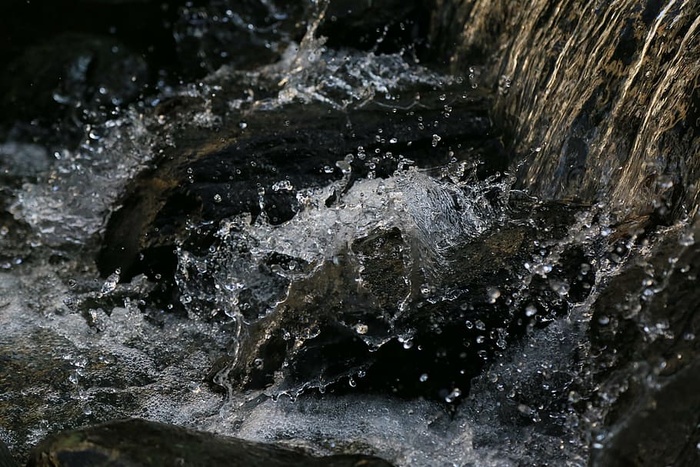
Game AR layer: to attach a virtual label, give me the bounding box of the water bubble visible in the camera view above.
[420,283,433,297]
[354,323,368,335]
[100,268,121,295]
[68,371,80,385]
[272,180,294,191]
[419,373,428,382]
[445,387,461,403]
[679,232,695,246]
[525,304,537,317]
[431,134,442,147]
[487,287,500,303]
[213,194,222,203]
[549,279,570,297]
[239,121,248,129]
[348,377,357,388]
[532,262,553,276]
[598,315,610,325]
[475,320,486,331]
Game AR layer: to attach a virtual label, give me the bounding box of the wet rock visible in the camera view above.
[98,84,504,281]
[1,33,148,126]
[210,200,597,401]
[584,221,700,466]
[173,1,306,76]
[0,437,18,467]
[27,418,394,467]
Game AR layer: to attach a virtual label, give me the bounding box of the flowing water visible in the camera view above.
[1,1,699,465]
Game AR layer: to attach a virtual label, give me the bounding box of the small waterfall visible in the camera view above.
[438,0,700,221]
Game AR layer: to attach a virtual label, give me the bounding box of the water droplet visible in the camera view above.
[532,262,553,276]
[100,268,120,295]
[525,304,537,317]
[679,232,695,246]
[549,279,570,297]
[272,180,294,191]
[598,315,610,325]
[445,387,461,403]
[487,287,501,303]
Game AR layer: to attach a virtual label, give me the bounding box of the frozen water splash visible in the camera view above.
[9,110,156,247]
[176,168,505,327]
[274,46,451,109]
[230,394,477,466]
[263,0,449,109]
[0,261,229,458]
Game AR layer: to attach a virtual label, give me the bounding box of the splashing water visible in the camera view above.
[1,1,699,466]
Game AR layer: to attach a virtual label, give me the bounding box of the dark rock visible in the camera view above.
[584,221,700,466]
[591,360,700,467]
[211,201,597,401]
[27,419,394,467]
[173,1,307,76]
[316,0,431,57]
[0,437,19,467]
[0,33,148,127]
[0,0,189,81]
[97,84,505,281]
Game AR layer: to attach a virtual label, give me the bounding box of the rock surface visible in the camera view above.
[27,419,394,467]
